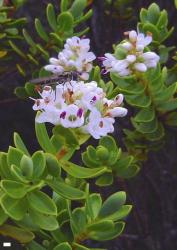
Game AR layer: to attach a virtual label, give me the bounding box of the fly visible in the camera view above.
[29,71,80,86]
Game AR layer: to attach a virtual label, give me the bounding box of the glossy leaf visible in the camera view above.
[0,195,27,220]
[59,160,108,178]
[98,192,126,218]
[13,132,30,156]
[46,179,86,200]
[1,180,28,199]
[32,151,46,178]
[27,191,57,215]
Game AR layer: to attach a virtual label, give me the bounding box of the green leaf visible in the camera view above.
[71,207,87,234]
[87,220,114,232]
[35,18,49,42]
[60,0,69,12]
[0,153,12,179]
[59,160,108,178]
[70,0,87,19]
[27,190,57,215]
[1,180,28,199]
[35,121,56,154]
[125,94,151,108]
[86,193,102,220]
[147,3,160,24]
[8,40,26,58]
[47,3,57,31]
[20,155,33,178]
[134,107,155,123]
[0,207,8,225]
[14,87,28,99]
[98,192,126,218]
[10,165,29,183]
[0,195,27,220]
[29,209,59,231]
[47,179,86,200]
[74,9,93,25]
[175,0,177,8]
[23,29,37,51]
[88,222,125,241]
[57,12,74,31]
[54,242,72,250]
[7,146,24,167]
[0,224,34,244]
[32,151,46,179]
[142,23,159,41]
[45,153,61,177]
[103,205,132,221]
[95,173,113,187]
[13,132,30,156]
[26,240,46,250]
[99,136,119,165]
[53,125,79,147]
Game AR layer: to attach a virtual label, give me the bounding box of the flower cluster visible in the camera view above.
[44,36,96,80]
[32,81,127,139]
[102,30,160,76]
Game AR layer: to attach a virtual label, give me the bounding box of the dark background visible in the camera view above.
[0,0,177,249]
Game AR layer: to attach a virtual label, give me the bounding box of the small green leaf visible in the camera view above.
[8,40,26,58]
[14,87,28,99]
[35,120,56,154]
[46,179,85,200]
[86,193,102,220]
[88,222,125,241]
[20,155,33,178]
[13,133,30,156]
[57,12,74,31]
[60,0,69,12]
[26,240,46,250]
[45,153,61,177]
[29,209,59,231]
[70,0,87,19]
[71,207,87,235]
[32,151,46,179]
[104,205,132,221]
[60,160,108,178]
[0,224,34,244]
[1,180,28,199]
[35,18,49,42]
[7,146,24,167]
[47,3,57,31]
[0,195,27,220]
[0,207,8,225]
[98,192,126,218]
[10,165,29,183]
[27,190,57,215]
[87,220,114,232]
[95,173,113,187]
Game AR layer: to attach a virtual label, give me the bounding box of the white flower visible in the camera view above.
[60,104,84,128]
[44,36,96,80]
[141,52,160,68]
[31,80,127,139]
[102,29,159,76]
[36,107,60,125]
[83,109,115,139]
[134,63,147,72]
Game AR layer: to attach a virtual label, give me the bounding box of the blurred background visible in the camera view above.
[0,0,177,249]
